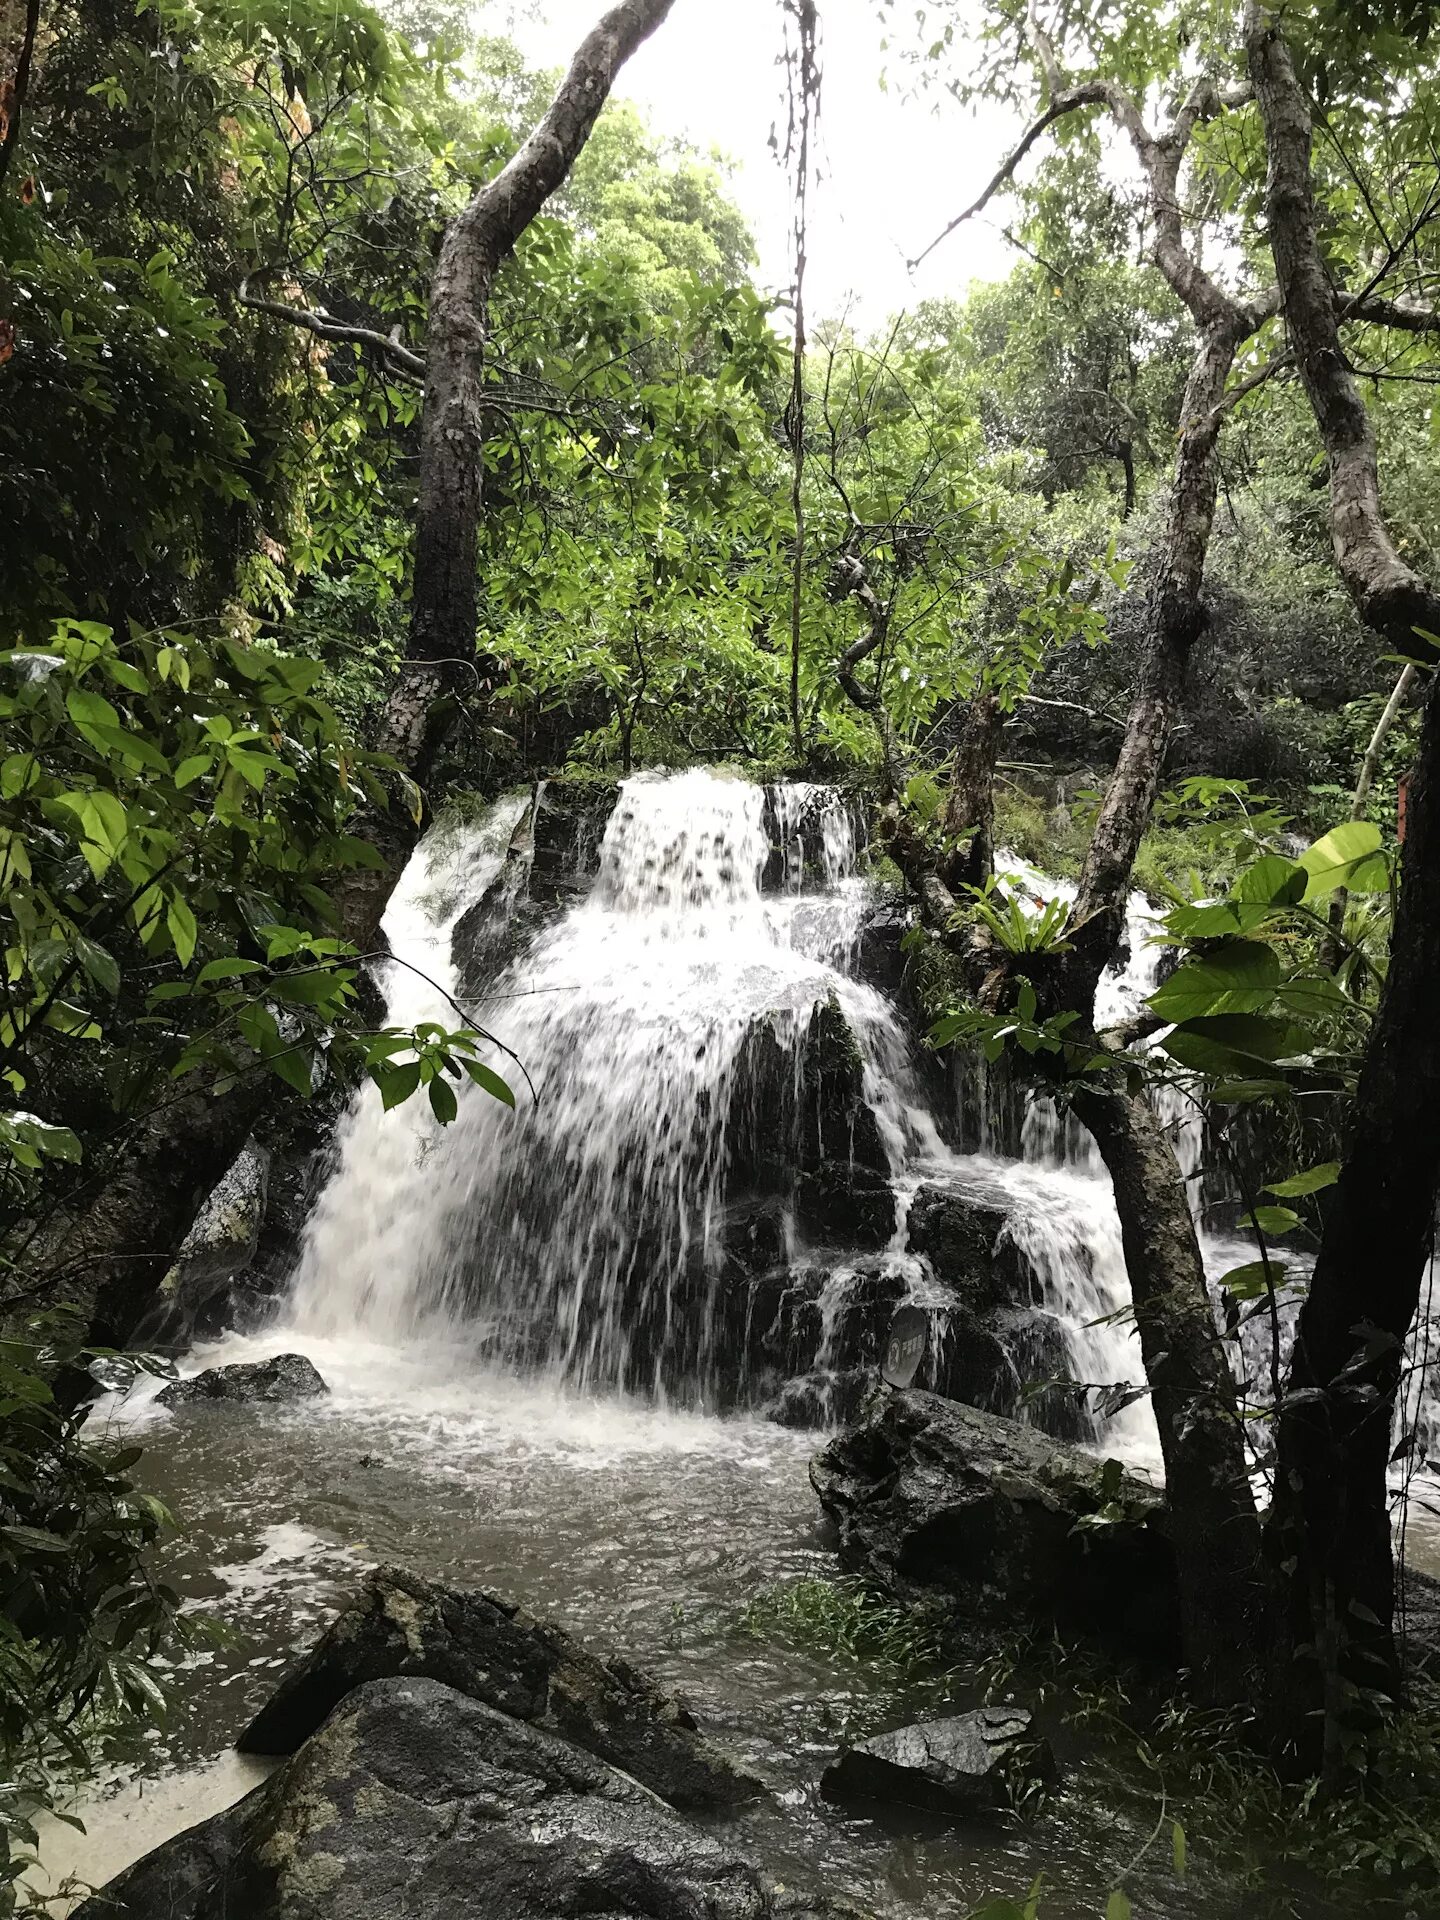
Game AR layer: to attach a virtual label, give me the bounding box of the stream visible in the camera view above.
[36,770,1440,1919]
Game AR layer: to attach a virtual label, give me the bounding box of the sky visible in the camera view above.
[495,0,1022,327]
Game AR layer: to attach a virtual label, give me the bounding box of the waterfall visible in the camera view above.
[287,771,926,1404]
[274,772,1292,1459]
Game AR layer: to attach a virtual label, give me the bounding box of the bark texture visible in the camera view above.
[1248,1,1440,1713]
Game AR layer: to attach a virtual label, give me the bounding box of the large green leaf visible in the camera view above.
[1297,821,1383,899]
[1162,1014,1308,1074]
[1148,941,1280,1022]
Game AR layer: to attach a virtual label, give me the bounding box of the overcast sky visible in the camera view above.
[494,0,1021,327]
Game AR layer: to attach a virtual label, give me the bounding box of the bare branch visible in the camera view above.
[238,277,427,380]
[1342,292,1440,334]
[908,84,1108,271]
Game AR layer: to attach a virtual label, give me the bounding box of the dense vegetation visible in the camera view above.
[5,0,1440,1911]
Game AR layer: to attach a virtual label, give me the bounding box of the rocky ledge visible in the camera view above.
[810,1389,1178,1655]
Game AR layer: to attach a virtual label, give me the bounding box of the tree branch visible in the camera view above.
[238,277,427,380]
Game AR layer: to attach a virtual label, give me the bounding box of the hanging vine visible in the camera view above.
[781,0,820,763]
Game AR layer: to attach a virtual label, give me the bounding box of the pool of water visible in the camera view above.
[34,1327,1433,1920]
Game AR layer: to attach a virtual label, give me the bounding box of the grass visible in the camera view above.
[739,1576,957,1684]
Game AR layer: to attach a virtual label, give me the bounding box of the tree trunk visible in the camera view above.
[1073,1085,1278,1715]
[1248,0,1440,1714]
[35,0,678,1343]
[335,0,678,947]
[939,692,1001,891]
[1059,315,1249,1013]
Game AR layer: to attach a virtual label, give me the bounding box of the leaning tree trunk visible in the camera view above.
[1057,315,1252,1014]
[1248,0,1440,1718]
[334,0,678,947]
[31,0,678,1348]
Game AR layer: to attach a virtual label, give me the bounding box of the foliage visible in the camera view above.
[0,1314,186,1903]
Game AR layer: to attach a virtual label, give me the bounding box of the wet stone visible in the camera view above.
[155,1352,329,1409]
[821,1707,1051,1816]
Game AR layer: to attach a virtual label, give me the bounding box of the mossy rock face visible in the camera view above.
[76,1676,842,1920]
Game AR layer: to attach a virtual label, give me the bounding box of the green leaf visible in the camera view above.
[428,1077,458,1124]
[1297,821,1383,900]
[1106,1892,1132,1920]
[1161,1014,1308,1075]
[65,686,121,737]
[196,957,266,983]
[1219,1260,1290,1302]
[374,1061,422,1110]
[174,753,211,789]
[462,1061,514,1107]
[1241,1205,1301,1237]
[1231,855,1306,908]
[76,937,120,998]
[0,1524,72,1554]
[1149,942,1281,1022]
[1172,1821,1186,1879]
[166,895,198,968]
[1265,1162,1340,1198]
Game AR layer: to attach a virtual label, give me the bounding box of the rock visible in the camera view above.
[794,1167,895,1250]
[905,1181,1034,1310]
[766,1367,874,1430]
[726,996,890,1197]
[238,1564,758,1811]
[529,776,620,903]
[148,1139,270,1342]
[156,1352,329,1410]
[821,1707,1050,1816]
[810,1390,1178,1654]
[75,1677,839,1920]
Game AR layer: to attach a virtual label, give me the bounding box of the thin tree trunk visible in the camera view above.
[1248,0,1440,1710]
[1323,661,1418,966]
[1059,315,1250,1013]
[335,0,678,946]
[1073,1085,1276,1714]
[939,692,1001,892]
[37,0,678,1344]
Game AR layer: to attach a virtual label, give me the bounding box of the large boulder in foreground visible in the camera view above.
[238,1564,758,1811]
[156,1352,328,1409]
[75,1677,837,1920]
[810,1390,1177,1653]
[821,1707,1050,1817]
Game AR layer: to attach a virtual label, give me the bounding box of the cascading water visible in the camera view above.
[275,771,1303,1462]
[287,770,928,1403]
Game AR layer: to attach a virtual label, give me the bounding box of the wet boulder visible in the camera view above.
[529,776,621,904]
[810,1390,1177,1654]
[147,1139,270,1343]
[821,1707,1051,1817]
[238,1564,758,1811]
[155,1352,328,1409]
[794,1166,896,1250]
[905,1180,1033,1310]
[76,1677,839,1920]
[726,995,890,1198]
